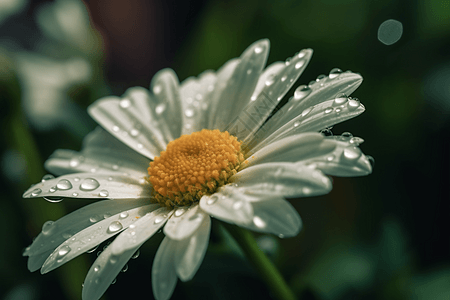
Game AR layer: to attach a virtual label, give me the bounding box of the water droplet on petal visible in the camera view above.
[121,264,128,272]
[207,195,218,205]
[329,68,343,79]
[153,85,162,94]
[294,85,311,100]
[130,129,139,137]
[119,98,131,108]
[174,208,186,217]
[74,177,80,182]
[301,107,313,117]
[87,245,99,253]
[131,249,140,259]
[80,178,100,191]
[254,46,262,54]
[334,93,348,105]
[49,186,56,193]
[366,155,375,168]
[185,109,194,117]
[324,107,333,114]
[246,69,252,75]
[295,61,304,69]
[265,75,275,86]
[111,278,117,285]
[57,179,72,190]
[107,221,123,233]
[154,215,165,224]
[348,97,361,111]
[294,122,300,127]
[342,146,362,161]
[155,103,165,114]
[281,75,287,82]
[112,126,120,132]
[103,213,112,219]
[90,215,101,223]
[350,137,364,145]
[327,155,335,161]
[316,74,326,81]
[31,188,42,197]
[94,265,101,272]
[42,221,56,235]
[99,189,109,197]
[233,201,243,210]
[44,196,63,203]
[340,132,353,141]
[253,216,266,228]
[57,245,71,259]
[41,174,55,182]
[69,158,80,167]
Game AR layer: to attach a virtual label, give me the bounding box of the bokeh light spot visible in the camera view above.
[378,19,403,45]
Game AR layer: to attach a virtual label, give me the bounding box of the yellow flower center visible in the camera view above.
[148,129,246,207]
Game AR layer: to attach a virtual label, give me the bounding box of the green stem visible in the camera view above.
[222,223,297,300]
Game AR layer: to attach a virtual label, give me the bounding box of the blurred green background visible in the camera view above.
[1,0,449,299]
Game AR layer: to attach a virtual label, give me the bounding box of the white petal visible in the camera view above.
[206,58,240,129]
[257,72,363,141]
[179,71,217,134]
[226,49,313,141]
[174,216,211,281]
[301,136,373,176]
[245,133,336,166]
[41,204,158,274]
[253,97,365,149]
[152,237,178,300]
[23,173,151,199]
[24,199,150,257]
[122,86,158,123]
[241,198,302,238]
[88,96,167,159]
[150,69,183,139]
[251,62,285,101]
[27,250,53,272]
[199,187,253,225]
[82,241,142,300]
[44,148,149,178]
[230,162,332,197]
[110,207,172,256]
[164,205,208,240]
[210,39,270,131]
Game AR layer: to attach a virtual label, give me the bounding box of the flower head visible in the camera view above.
[23,39,372,300]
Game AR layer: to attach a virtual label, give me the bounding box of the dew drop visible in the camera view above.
[342,146,362,161]
[285,57,291,65]
[335,108,342,114]
[153,85,162,94]
[94,265,101,272]
[130,129,139,137]
[333,93,348,106]
[62,233,73,239]
[329,68,343,79]
[316,74,326,81]
[294,85,311,100]
[295,61,304,69]
[90,215,101,223]
[86,245,100,253]
[44,196,63,203]
[246,69,252,75]
[254,46,263,54]
[265,75,275,86]
[121,264,128,272]
[340,132,353,141]
[174,208,186,217]
[56,179,72,190]
[112,125,120,132]
[74,177,80,182]
[69,158,80,167]
[350,137,364,145]
[107,221,123,233]
[31,188,42,197]
[233,201,243,210]
[155,103,165,114]
[253,216,266,228]
[207,195,219,205]
[42,221,56,235]
[301,106,313,117]
[117,212,128,219]
[103,213,112,219]
[366,155,375,168]
[119,98,131,108]
[137,143,143,149]
[111,278,117,285]
[324,107,333,114]
[57,245,71,259]
[281,75,287,82]
[185,109,194,117]
[327,155,335,161]
[49,186,56,193]
[41,174,55,182]
[99,189,109,197]
[294,121,300,127]
[154,215,165,224]
[348,97,360,111]
[80,178,100,191]
[131,249,140,259]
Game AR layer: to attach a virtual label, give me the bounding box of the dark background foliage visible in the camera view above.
[1,0,449,299]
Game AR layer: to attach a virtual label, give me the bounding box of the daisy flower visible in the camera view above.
[23,39,372,300]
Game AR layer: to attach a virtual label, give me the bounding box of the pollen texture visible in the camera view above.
[148,129,246,207]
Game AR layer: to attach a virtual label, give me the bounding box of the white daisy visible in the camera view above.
[23,39,372,300]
